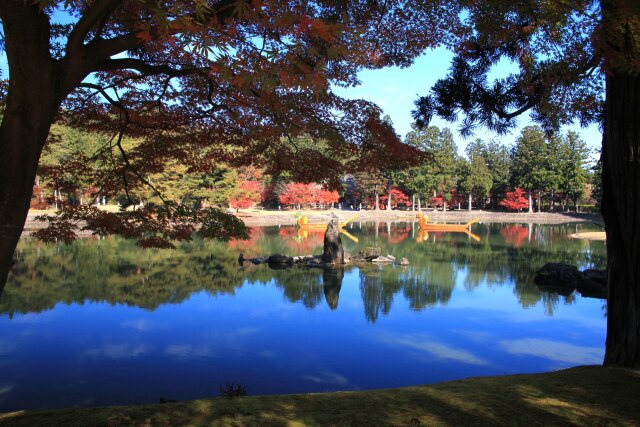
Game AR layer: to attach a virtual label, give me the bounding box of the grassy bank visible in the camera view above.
[2,366,638,426]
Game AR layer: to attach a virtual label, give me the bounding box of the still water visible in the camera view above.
[0,221,606,411]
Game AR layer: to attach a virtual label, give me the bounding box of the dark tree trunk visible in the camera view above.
[600,0,640,368]
[0,3,60,294]
[602,70,640,368]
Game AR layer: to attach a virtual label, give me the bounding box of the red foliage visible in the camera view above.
[279,182,339,208]
[501,225,529,248]
[30,184,49,210]
[449,189,466,206]
[429,196,444,208]
[378,188,411,209]
[229,180,262,210]
[499,187,529,211]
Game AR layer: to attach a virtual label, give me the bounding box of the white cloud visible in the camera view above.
[85,343,150,359]
[303,371,350,386]
[499,338,603,365]
[374,332,488,366]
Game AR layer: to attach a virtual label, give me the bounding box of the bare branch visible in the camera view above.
[67,0,121,54]
[93,57,205,77]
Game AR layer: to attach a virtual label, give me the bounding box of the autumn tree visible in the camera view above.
[499,187,529,212]
[413,0,640,367]
[0,0,450,291]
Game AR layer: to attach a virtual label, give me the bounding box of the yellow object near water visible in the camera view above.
[416,212,480,231]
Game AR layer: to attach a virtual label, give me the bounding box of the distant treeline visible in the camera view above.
[32,123,599,212]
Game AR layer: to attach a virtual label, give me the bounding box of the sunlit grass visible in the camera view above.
[1,366,638,426]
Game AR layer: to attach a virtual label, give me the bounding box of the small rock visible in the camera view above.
[268,254,293,264]
[249,257,268,264]
[400,257,410,266]
[386,254,396,261]
[358,247,381,260]
[371,256,393,263]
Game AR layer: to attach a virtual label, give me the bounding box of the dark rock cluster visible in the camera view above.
[534,263,607,299]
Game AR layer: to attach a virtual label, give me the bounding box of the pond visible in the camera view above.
[0,221,606,412]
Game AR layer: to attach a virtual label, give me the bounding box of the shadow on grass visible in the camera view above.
[1,366,638,426]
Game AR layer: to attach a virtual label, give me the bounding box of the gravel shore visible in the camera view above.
[23,209,603,235]
[235,209,604,227]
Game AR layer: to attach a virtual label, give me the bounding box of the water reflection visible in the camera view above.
[3,222,605,319]
[0,222,608,411]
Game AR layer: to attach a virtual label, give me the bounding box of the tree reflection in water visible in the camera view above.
[2,222,605,319]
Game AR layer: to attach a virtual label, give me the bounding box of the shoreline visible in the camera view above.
[234,209,603,227]
[22,209,603,236]
[1,366,637,426]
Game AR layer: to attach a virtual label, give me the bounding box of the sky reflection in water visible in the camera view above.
[0,221,606,411]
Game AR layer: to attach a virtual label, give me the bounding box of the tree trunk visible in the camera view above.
[602,69,640,368]
[417,196,421,211]
[468,193,472,211]
[528,191,533,213]
[375,192,379,210]
[0,3,61,294]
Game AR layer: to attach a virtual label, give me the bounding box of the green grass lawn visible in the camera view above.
[1,366,638,426]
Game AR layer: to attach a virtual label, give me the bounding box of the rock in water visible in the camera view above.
[534,263,583,295]
[358,247,381,260]
[322,219,344,264]
[267,254,292,264]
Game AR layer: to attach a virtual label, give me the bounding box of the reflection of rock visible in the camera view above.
[534,263,607,299]
[577,269,607,299]
[400,258,410,266]
[323,268,344,310]
[322,220,344,264]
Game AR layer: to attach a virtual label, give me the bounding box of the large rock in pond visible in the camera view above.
[358,247,381,261]
[534,263,583,294]
[322,219,344,264]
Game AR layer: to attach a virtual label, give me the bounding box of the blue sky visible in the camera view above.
[335,47,603,159]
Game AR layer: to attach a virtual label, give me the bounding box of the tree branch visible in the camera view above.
[93,57,205,77]
[67,0,121,54]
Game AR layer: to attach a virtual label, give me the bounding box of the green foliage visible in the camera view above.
[404,125,458,203]
[459,155,493,202]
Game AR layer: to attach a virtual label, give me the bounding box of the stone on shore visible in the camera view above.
[371,256,393,263]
